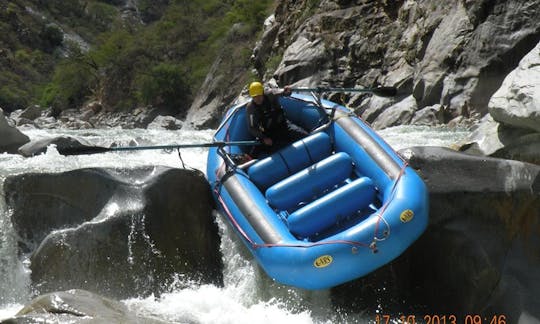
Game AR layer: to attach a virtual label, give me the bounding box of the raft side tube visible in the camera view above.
[221,173,295,244]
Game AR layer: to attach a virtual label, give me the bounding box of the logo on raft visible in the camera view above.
[314,255,333,268]
[400,209,414,223]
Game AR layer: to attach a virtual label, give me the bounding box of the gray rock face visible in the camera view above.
[332,147,540,323]
[261,1,540,120]
[371,95,417,130]
[0,108,30,153]
[4,166,223,299]
[404,147,540,320]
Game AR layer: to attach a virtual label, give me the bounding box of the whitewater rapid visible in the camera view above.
[0,126,469,323]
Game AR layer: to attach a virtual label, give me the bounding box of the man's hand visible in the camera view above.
[282,85,292,96]
[262,137,273,146]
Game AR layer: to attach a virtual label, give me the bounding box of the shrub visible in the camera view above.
[136,63,191,115]
[0,85,29,112]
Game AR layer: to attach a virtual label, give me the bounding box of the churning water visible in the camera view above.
[0,125,469,323]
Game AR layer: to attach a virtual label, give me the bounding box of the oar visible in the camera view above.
[58,140,261,156]
[291,86,397,97]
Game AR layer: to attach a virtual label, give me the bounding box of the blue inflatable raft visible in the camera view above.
[206,92,428,290]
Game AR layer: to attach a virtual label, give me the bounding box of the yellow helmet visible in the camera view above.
[248,82,264,97]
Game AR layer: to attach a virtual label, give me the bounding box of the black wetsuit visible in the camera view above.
[246,91,307,156]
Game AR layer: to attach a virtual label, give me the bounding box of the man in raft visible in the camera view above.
[246,81,308,157]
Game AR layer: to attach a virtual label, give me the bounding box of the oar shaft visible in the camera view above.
[59,140,260,155]
[291,86,397,97]
[292,87,372,92]
[108,140,259,152]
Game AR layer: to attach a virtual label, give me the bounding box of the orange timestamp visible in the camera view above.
[375,314,507,324]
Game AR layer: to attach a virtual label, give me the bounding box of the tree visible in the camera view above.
[137,63,191,115]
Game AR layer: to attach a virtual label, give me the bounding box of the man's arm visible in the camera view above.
[246,103,264,139]
[265,85,291,96]
[246,102,273,146]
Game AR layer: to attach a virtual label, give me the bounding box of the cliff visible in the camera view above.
[188,0,540,163]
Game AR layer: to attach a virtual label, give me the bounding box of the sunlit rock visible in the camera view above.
[410,104,445,126]
[458,41,540,164]
[0,108,30,154]
[4,289,166,324]
[489,40,540,132]
[371,95,416,130]
[147,115,183,130]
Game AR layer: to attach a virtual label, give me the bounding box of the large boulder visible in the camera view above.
[332,147,540,323]
[147,115,184,130]
[4,166,223,299]
[18,136,98,157]
[403,147,540,321]
[0,108,30,153]
[490,40,540,130]
[459,41,540,164]
[2,289,166,324]
[371,95,417,130]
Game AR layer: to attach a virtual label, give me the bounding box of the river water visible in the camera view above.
[0,125,469,323]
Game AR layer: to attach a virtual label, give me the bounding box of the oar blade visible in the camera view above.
[57,145,112,156]
[370,86,397,97]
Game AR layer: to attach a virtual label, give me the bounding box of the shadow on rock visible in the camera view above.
[331,147,540,323]
[4,166,223,300]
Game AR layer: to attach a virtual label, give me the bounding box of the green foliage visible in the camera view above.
[40,24,64,53]
[224,0,273,29]
[2,0,275,115]
[0,84,29,111]
[137,63,191,114]
[86,2,117,29]
[40,59,94,110]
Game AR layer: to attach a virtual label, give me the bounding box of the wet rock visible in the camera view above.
[410,104,445,126]
[18,135,96,157]
[4,166,223,299]
[19,105,43,120]
[147,115,183,130]
[34,116,60,129]
[371,95,416,130]
[0,108,30,154]
[2,289,166,324]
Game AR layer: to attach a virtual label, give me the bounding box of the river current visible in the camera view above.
[0,125,469,323]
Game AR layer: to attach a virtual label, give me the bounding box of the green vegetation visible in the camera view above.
[0,0,274,115]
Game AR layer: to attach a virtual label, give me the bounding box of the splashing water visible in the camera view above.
[0,126,470,322]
